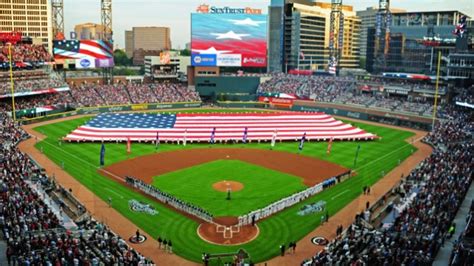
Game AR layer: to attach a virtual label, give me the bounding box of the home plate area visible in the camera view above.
[198,217,259,245]
[216,224,240,239]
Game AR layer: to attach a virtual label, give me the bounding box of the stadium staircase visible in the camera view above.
[93,86,108,105]
[121,85,134,104]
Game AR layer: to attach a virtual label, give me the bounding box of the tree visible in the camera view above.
[180,49,191,56]
[113,49,132,66]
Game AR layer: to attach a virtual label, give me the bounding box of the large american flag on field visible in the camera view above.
[53,40,113,60]
[63,112,377,142]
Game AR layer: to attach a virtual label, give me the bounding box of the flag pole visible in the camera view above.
[431,50,441,131]
[8,43,16,121]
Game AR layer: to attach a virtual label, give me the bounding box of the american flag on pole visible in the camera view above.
[53,40,113,60]
[63,113,377,142]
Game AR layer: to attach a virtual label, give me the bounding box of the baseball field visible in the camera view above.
[32,109,416,263]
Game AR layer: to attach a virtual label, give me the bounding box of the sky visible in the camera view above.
[64,0,474,49]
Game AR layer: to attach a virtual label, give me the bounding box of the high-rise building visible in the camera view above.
[74,23,107,40]
[356,6,405,68]
[124,26,171,65]
[268,0,361,72]
[366,10,473,76]
[125,30,134,57]
[268,0,285,72]
[0,0,52,49]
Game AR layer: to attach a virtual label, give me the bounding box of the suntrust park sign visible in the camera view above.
[196,4,262,14]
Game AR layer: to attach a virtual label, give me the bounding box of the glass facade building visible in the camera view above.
[367,11,473,77]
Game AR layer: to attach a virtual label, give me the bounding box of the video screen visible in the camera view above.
[191,13,267,67]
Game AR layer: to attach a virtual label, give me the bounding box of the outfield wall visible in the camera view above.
[19,102,202,124]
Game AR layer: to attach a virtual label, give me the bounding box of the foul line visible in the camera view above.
[106,188,124,199]
[354,135,425,172]
[36,138,126,183]
[331,189,350,200]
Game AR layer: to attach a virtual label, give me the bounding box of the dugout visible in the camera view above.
[194,76,260,103]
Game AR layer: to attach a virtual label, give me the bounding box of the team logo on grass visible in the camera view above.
[129,234,147,244]
[128,199,158,216]
[297,200,326,216]
[311,236,328,246]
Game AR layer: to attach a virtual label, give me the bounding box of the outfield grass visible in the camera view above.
[34,109,417,263]
[152,160,307,216]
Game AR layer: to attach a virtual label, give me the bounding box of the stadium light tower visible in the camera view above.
[51,0,65,40]
[101,0,113,85]
[328,0,343,75]
[101,0,113,42]
[374,0,392,68]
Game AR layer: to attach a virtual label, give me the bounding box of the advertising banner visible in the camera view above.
[258,96,294,108]
[96,58,115,68]
[216,54,241,66]
[191,54,217,66]
[75,58,96,69]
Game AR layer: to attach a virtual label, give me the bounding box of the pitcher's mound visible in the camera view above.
[197,217,259,246]
[212,181,244,192]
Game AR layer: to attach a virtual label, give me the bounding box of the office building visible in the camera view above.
[125,26,171,65]
[356,6,405,68]
[74,23,107,40]
[367,10,473,76]
[125,30,134,57]
[268,0,361,72]
[0,0,52,49]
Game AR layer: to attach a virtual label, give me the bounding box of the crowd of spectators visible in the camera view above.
[0,43,51,65]
[68,84,106,107]
[6,82,202,110]
[0,106,153,265]
[69,82,200,106]
[0,92,75,111]
[355,76,448,92]
[96,85,131,106]
[258,74,443,115]
[151,83,200,103]
[301,106,473,265]
[454,86,474,105]
[127,84,158,104]
[0,70,67,95]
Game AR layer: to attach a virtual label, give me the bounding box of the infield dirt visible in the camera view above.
[100,148,349,187]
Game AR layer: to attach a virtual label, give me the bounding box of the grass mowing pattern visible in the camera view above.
[33,110,417,263]
[152,160,307,216]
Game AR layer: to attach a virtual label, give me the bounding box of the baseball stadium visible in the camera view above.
[0,1,473,266]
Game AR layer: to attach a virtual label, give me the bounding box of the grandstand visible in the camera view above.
[301,107,473,265]
[258,74,448,117]
[0,106,154,265]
